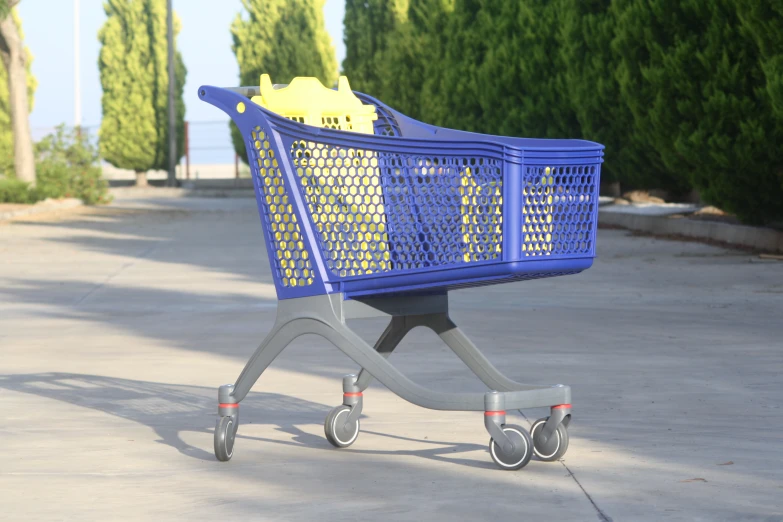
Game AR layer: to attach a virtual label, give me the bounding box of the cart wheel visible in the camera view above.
[530,417,569,461]
[324,405,360,448]
[214,416,236,462]
[489,424,533,470]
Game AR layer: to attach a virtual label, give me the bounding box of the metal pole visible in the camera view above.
[184,121,190,180]
[235,153,239,179]
[74,0,81,130]
[166,0,177,186]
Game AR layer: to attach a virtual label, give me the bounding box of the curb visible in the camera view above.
[599,208,783,254]
[0,198,83,222]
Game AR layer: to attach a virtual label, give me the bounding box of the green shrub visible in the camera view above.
[0,178,39,203]
[34,125,111,205]
[1,126,110,206]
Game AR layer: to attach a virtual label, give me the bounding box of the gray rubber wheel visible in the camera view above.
[214,416,236,462]
[324,405,359,448]
[530,417,569,461]
[489,424,533,470]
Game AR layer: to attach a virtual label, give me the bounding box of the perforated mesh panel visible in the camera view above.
[291,141,391,278]
[377,155,504,270]
[460,166,503,262]
[289,143,503,277]
[249,126,315,287]
[522,165,597,257]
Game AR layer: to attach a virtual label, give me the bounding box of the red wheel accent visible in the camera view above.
[343,392,363,397]
[484,410,506,416]
[551,404,571,410]
[218,403,239,408]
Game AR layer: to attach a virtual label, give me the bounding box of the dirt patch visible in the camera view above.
[0,203,33,214]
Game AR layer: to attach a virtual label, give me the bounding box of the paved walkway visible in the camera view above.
[1,196,781,521]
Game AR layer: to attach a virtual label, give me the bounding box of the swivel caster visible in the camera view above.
[488,424,533,470]
[215,384,238,462]
[530,417,569,461]
[214,415,237,461]
[324,405,360,448]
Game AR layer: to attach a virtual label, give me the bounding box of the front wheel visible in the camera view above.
[214,416,236,462]
[324,405,360,448]
[488,424,533,470]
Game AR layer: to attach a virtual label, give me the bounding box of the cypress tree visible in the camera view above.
[482,0,580,139]
[438,0,580,139]
[557,0,667,188]
[379,0,453,120]
[342,0,407,97]
[437,0,487,132]
[613,0,783,223]
[415,0,454,126]
[231,0,337,162]
[0,7,35,177]
[737,1,783,119]
[98,0,187,187]
[0,2,36,184]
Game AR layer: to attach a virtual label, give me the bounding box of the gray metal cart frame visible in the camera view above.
[215,292,572,469]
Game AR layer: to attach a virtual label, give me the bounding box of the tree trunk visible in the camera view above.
[0,2,36,185]
[135,171,148,187]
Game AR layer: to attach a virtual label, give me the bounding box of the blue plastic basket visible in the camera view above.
[199,85,604,300]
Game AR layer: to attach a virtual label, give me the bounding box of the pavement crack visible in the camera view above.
[74,243,160,306]
[560,460,613,522]
[518,410,612,522]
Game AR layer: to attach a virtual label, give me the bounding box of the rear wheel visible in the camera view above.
[530,417,569,461]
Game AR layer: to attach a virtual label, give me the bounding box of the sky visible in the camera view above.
[17,0,347,163]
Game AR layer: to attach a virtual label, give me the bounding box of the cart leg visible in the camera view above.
[424,313,542,392]
[231,320,304,402]
[324,316,413,449]
[214,319,303,462]
[305,317,486,411]
[354,316,411,391]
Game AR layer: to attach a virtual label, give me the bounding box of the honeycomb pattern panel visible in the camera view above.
[291,141,391,278]
[360,154,503,270]
[290,143,504,277]
[522,165,597,257]
[249,126,315,287]
[459,165,503,263]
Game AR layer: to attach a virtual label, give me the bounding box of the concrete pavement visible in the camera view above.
[1,195,781,521]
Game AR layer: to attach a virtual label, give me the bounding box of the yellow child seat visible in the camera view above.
[252,74,390,277]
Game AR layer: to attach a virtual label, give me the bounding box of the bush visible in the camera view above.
[35,125,111,205]
[0,126,110,205]
[0,177,38,203]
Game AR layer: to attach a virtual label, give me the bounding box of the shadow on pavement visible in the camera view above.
[0,372,488,468]
[10,200,271,287]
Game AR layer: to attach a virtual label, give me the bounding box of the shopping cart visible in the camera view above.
[199,76,603,470]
